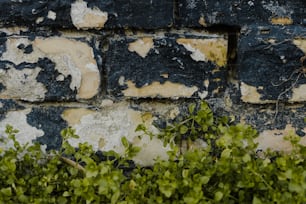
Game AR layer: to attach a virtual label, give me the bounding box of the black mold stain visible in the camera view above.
[178,0,306,27]
[36,58,77,101]
[106,36,227,98]
[0,0,73,28]
[0,99,25,121]
[26,107,67,150]
[0,36,7,58]
[238,25,306,101]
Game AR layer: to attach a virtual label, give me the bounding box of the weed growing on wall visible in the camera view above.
[0,102,305,203]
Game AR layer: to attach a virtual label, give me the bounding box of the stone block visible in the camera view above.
[0,34,100,101]
[0,101,182,165]
[106,32,228,99]
[178,0,306,27]
[0,0,173,29]
[237,25,306,103]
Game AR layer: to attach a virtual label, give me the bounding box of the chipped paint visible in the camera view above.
[177,38,227,67]
[34,38,100,99]
[198,16,207,26]
[290,84,306,102]
[0,109,44,146]
[71,0,108,30]
[270,17,293,25]
[47,10,56,20]
[256,125,306,152]
[240,82,271,104]
[62,102,170,165]
[1,37,100,100]
[61,108,95,126]
[128,37,154,58]
[123,80,198,98]
[0,67,47,102]
[293,39,306,53]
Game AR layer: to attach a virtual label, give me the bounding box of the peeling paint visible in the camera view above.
[198,16,207,27]
[61,108,95,126]
[0,67,47,102]
[123,80,198,98]
[270,17,293,25]
[128,37,154,58]
[71,0,108,30]
[240,82,273,104]
[47,10,56,20]
[62,103,169,165]
[256,125,306,152]
[34,38,100,99]
[1,37,100,99]
[293,39,306,53]
[177,38,227,67]
[0,109,44,146]
[290,84,306,102]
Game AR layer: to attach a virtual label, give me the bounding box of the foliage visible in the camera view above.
[0,102,305,203]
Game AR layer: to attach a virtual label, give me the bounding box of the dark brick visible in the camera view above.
[105,34,228,99]
[0,0,173,29]
[178,0,306,27]
[237,25,306,103]
[27,107,67,150]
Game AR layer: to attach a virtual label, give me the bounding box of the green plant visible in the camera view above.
[0,102,305,204]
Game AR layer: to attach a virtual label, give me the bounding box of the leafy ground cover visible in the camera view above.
[0,102,305,203]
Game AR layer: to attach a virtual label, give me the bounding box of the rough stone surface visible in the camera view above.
[178,0,306,27]
[106,33,228,99]
[238,25,306,103]
[0,34,100,101]
[0,0,173,29]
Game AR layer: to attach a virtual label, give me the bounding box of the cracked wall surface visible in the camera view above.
[0,0,305,165]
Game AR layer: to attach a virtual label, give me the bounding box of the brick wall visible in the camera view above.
[0,0,305,165]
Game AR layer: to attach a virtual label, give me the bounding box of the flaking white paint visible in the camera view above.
[0,66,47,102]
[71,0,108,30]
[0,109,44,146]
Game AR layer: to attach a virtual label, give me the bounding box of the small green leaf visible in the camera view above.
[179,125,189,135]
[1,187,12,196]
[252,196,262,204]
[214,191,223,201]
[121,137,129,148]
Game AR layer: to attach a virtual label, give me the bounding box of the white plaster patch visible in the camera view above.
[123,80,198,98]
[256,125,306,152]
[0,102,3,108]
[0,109,44,146]
[198,90,208,99]
[177,38,227,67]
[240,82,274,104]
[36,17,44,24]
[128,37,154,58]
[1,37,100,99]
[290,84,306,102]
[47,10,56,20]
[118,76,125,86]
[71,0,108,30]
[0,66,47,102]
[62,103,171,165]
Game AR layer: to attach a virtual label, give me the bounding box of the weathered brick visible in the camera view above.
[106,33,228,99]
[0,34,100,101]
[237,25,306,103]
[0,0,173,30]
[178,0,306,27]
[0,101,182,165]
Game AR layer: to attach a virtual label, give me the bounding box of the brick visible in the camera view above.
[0,101,181,165]
[106,33,228,99]
[0,0,173,30]
[178,0,306,27]
[237,25,306,104]
[0,34,100,102]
